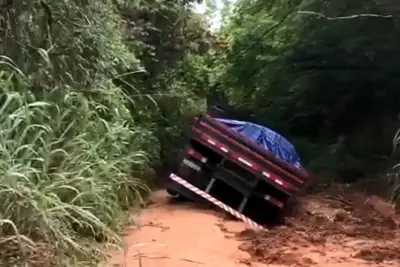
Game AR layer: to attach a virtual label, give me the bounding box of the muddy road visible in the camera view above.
[109,188,400,267]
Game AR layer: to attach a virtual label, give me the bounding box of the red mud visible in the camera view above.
[108,188,400,267]
[239,187,400,266]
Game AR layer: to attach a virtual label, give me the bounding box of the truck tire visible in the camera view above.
[166,188,179,197]
[166,188,188,201]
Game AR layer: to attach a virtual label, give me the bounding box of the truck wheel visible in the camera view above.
[166,188,179,197]
[166,188,188,201]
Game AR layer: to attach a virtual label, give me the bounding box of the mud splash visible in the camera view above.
[238,187,400,266]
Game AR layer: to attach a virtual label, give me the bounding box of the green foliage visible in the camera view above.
[0,0,212,266]
[118,0,215,170]
[215,0,400,179]
[0,68,150,266]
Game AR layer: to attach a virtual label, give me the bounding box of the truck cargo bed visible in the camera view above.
[166,113,310,227]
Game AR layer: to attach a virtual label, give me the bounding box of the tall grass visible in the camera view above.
[0,1,203,265]
[0,1,157,265]
[390,129,400,207]
[0,64,153,266]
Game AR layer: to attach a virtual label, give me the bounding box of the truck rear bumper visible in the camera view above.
[168,173,264,230]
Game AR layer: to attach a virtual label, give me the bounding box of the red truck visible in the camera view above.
[166,109,310,229]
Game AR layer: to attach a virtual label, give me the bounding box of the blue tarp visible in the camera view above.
[216,118,302,169]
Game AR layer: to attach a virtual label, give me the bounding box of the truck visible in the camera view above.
[166,105,311,229]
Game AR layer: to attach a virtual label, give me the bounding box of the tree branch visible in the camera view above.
[297,11,393,20]
[237,7,297,57]
[300,64,379,71]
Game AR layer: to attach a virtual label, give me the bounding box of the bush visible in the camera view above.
[0,63,153,266]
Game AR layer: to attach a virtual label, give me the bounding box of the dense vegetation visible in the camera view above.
[1,0,400,266]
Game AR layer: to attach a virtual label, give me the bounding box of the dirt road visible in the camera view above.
[109,189,400,267]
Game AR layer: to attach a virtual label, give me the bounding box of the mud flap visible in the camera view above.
[169,173,265,230]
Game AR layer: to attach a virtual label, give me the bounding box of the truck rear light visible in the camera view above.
[187,148,207,163]
[264,194,284,208]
